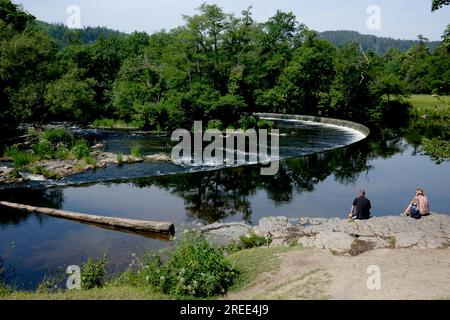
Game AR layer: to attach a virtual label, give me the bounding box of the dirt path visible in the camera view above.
[225,248,450,300]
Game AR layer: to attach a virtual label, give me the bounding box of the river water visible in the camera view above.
[0,119,449,289]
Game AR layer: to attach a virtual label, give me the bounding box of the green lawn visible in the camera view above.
[227,245,303,293]
[1,285,166,300]
[407,94,450,119]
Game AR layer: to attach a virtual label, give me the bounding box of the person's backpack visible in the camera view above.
[410,204,421,219]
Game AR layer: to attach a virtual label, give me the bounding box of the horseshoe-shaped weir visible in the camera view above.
[49,114,369,187]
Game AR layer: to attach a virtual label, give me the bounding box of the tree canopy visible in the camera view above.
[1,0,449,133]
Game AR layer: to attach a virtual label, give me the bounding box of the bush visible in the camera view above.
[0,282,13,296]
[138,231,236,297]
[237,116,257,130]
[117,153,124,166]
[4,147,36,168]
[31,166,59,179]
[226,232,272,253]
[54,144,70,160]
[207,119,223,130]
[257,119,273,129]
[83,156,97,166]
[42,129,74,146]
[91,118,135,129]
[422,137,450,164]
[130,146,142,157]
[32,140,53,159]
[71,140,91,160]
[81,257,107,290]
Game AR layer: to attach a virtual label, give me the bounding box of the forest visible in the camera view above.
[1,0,449,133]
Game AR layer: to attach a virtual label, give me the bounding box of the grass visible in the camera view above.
[91,118,138,130]
[116,153,124,166]
[1,285,166,300]
[2,129,96,178]
[0,244,303,300]
[407,95,450,163]
[227,245,303,293]
[130,146,142,158]
[408,94,450,119]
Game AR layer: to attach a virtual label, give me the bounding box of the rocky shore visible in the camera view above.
[0,148,171,185]
[201,213,450,255]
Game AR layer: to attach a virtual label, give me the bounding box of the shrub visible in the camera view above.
[41,129,74,146]
[0,282,12,296]
[422,137,450,164]
[32,140,53,159]
[31,166,59,179]
[83,156,97,166]
[81,257,107,290]
[226,232,272,253]
[91,118,134,129]
[138,231,236,297]
[117,153,124,166]
[256,119,273,129]
[238,115,257,130]
[54,144,70,160]
[71,140,91,160]
[207,119,223,130]
[4,147,36,168]
[130,146,142,158]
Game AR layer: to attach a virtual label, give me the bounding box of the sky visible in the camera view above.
[17,0,450,41]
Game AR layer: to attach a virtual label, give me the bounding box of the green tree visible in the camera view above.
[276,37,336,114]
[0,0,34,36]
[432,0,450,11]
[0,27,57,129]
[45,66,97,123]
[330,44,379,121]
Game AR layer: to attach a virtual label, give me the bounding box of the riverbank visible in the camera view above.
[0,148,171,186]
[2,246,449,300]
[2,213,449,300]
[202,213,450,255]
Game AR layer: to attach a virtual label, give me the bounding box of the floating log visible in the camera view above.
[0,201,175,237]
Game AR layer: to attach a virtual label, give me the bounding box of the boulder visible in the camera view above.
[202,213,450,255]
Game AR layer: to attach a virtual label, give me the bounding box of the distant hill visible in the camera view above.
[34,22,441,54]
[318,30,440,54]
[35,21,126,47]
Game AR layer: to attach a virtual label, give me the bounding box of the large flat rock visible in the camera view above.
[201,213,450,255]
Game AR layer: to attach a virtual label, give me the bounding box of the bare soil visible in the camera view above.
[225,248,450,300]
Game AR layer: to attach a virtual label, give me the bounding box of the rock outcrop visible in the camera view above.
[201,213,450,255]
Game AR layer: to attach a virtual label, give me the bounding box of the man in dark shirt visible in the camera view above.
[348,190,372,220]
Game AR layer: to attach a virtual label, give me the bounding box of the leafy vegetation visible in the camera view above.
[0,243,304,300]
[319,31,439,55]
[1,0,449,134]
[226,232,273,253]
[432,0,450,11]
[408,95,450,119]
[2,128,95,178]
[91,118,137,129]
[407,95,450,163]
[130,231,236,297]
[81,257,107,290]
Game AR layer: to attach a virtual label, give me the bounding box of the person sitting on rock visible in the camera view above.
[348,190,372,220]
[401,188,429,219]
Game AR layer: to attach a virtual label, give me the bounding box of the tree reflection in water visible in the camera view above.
[0,188,64,226]
[130,130,405,224]
[0,123,433,226]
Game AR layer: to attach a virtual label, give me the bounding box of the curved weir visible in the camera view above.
[4,115,450,291]
[41,114,370,187]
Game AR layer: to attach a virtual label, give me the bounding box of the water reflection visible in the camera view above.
[1,120,449,289]
[0,130,419,226]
